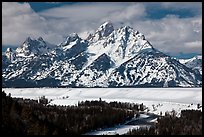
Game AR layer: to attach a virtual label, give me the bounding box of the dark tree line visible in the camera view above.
[2,91,139,135]
[125,109,202,135]
[78,99,145,111]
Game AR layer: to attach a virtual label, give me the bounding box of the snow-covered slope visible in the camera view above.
[108,49,202,87]
[179,55,202,75]
[76,53,115,87]
[2,22,202,87]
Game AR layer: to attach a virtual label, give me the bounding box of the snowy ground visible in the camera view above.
[2,88,202,135]
[85,125,147,135]
[84,113,157,135]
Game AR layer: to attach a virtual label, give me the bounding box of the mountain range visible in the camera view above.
[2,22,202,88]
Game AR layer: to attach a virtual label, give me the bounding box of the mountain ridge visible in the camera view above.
[2,22,202,88]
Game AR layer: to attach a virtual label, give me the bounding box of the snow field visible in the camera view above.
[3,88,202,116]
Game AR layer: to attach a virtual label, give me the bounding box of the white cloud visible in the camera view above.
[39,2,147,38]
[185,41,202,49]
[40,2,133,23]
[132,15,202,55]
[2,2,202,57]
[101,3,146,23]
[2,2,63,46]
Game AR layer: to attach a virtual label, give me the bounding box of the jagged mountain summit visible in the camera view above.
[15,37,54,57]
[2,22,202,88]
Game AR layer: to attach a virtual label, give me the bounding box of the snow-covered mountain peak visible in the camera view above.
[22,37,43,47]
[88,21,114,42]
[65,33,80,42]
[97,21,114,36]
[86,23,153,67]
[6,47,12,52]
[118,25,134,32]
[56,33,89,55]
[59,33,81,47]
[15,37,51,57]
[68,33,79,39]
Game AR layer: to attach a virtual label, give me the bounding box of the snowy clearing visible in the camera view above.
[3,88,202,116]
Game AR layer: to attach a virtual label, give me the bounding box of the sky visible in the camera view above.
[2,2,202,58]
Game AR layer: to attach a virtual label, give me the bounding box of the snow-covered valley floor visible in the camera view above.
[2,88,202,135]
[84,113,158,135]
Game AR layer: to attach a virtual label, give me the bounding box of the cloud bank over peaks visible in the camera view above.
[2,2,202,57]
